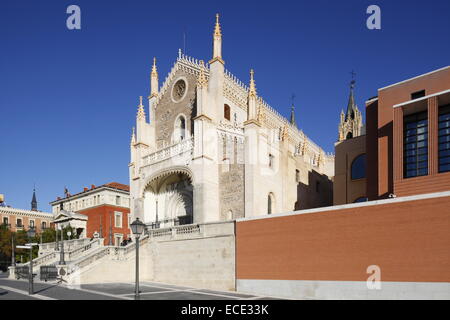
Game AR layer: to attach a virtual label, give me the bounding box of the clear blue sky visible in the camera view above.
[1,0,449,212]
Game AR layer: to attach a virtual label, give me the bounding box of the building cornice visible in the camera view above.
[392,88,450,109]
[0,206,53,219]
[378,66,450,91]
[49,186,130,206]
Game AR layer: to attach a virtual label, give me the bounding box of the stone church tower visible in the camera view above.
[338,80,363,141]
[129,14,335,228]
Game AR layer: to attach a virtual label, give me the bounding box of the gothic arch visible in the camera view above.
[141,166,194,198]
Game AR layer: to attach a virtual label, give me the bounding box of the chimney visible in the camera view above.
[84,187,88,192]
[57,197,61,200]
[91,185,96,189]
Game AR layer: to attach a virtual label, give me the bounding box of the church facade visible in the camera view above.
[129,15,334,228]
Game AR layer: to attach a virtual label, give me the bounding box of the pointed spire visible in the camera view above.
[151,57,158,76]
[31,186,37,211]
[214,13,222,37]
[197,60,208,87]
[137,96,146,120]
[249,69,257,97]
[346,78,356,121]
[150,57,159,98]
[210,13,224,64]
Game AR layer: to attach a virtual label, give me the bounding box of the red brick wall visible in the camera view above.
[236,195,450,282]
[79,205,130,244]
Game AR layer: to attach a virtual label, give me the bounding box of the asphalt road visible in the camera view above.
[0,276,281,300]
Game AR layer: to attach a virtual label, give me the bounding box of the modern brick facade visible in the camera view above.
[368,66,450,199]
[336,66,450,204]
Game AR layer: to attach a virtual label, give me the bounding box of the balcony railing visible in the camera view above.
[142,138,194,166]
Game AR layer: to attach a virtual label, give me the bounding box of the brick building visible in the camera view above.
[50,182,132,246]
[335,66,450,204]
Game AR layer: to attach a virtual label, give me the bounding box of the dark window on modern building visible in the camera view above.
[411,90,425,100]
[351,154,366,180]
[224,104,231,121]
[404,111,428,178]
[438,104,450,173]
[354,197,368,203]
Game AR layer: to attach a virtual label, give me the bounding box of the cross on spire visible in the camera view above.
[350,70,356,89]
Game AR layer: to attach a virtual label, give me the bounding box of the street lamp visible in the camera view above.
[27,227,36,295]
[67,230,72,241]
[130,217,145,300]
[59,225,65,265]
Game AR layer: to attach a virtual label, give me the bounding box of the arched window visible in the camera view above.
[346,132,353,139]
[224,104,231,121]
[351,154,366,180]
[175,115,186,142]
[268,193,274,215]
[354,197,368,203]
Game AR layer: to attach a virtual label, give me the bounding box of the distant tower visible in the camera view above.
[31,187,38,211]
[338,78,363,141]
[290,94,297,128]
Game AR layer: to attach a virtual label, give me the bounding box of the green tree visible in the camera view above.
[0,225,12,271]
[41,228,56,243]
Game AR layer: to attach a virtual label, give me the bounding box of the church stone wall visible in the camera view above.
[219,163,245,220]
[154,69,197,149]
[218,133,245,220]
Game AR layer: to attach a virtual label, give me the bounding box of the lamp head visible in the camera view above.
[130,217,145,236]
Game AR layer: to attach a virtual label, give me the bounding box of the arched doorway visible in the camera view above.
[143,170,193,229]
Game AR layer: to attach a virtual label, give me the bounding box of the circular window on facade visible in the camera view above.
[172,79,187,102]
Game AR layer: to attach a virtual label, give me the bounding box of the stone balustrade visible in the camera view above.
[142,138,194,167]
[39,238,93,255]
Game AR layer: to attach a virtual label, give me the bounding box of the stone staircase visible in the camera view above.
[9,238,105,280]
